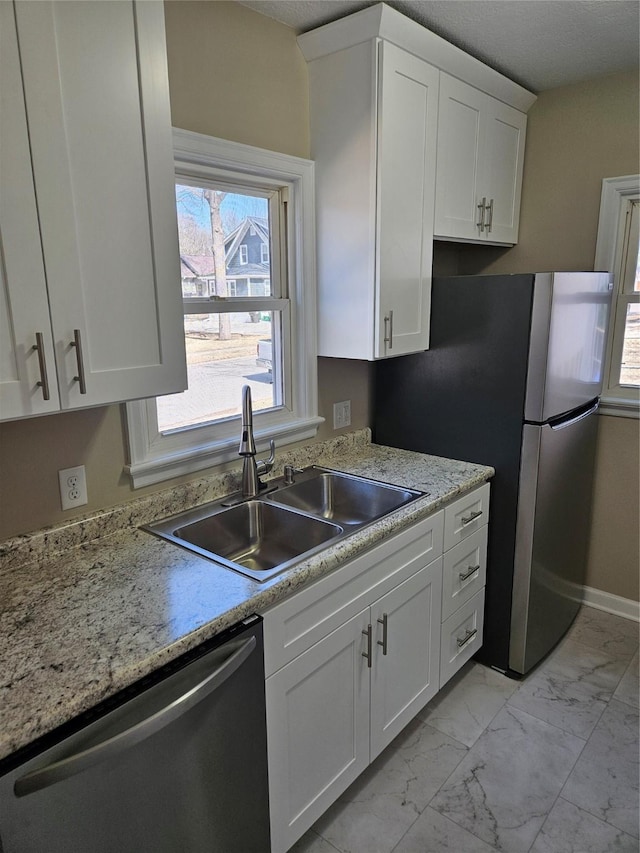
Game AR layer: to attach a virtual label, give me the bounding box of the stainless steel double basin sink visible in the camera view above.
[144,467,425,582]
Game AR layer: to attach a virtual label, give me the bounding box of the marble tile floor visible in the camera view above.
[292,606,639,853]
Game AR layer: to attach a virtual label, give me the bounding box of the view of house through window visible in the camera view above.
[156,184,281,432]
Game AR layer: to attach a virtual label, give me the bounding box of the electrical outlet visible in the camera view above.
[333,400,351,430]
[58,465,88,511]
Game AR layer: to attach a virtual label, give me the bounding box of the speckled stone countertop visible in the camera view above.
[0,430,493,763]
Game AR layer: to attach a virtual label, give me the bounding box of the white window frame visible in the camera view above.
[239,244,248,265]
[595,174,640,418]
[261,243,270,264]
[125,129,322,487]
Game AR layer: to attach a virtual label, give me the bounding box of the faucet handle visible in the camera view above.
[256,440,276,477]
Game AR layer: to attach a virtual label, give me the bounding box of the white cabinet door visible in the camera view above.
[375,42,439,358]
[0,4,60,420]
[481,98,527,244]
[12,1,186,411]
[435,74,526,245]
[434,75,485,242]
[370,560,442,760]
[310,39,438,360]
[266,609,371,853]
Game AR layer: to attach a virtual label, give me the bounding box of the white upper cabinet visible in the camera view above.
[434,73,528,245]
[0,1,186,421]
[306,38,438,360]
[0,3,60,419]
[299,3,536,360]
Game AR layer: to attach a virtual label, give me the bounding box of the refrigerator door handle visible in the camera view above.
[549,399,599,430]
[13,635,256,797]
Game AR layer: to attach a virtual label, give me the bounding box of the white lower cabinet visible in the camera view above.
[266,559,442,853]
[439,485,490,688]
[263,483,490,853]
[369,565,442,759]
[266,609,371,851]
[440,588,486,687]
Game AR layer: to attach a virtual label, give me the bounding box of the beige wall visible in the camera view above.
[587,416,640,601]
[0,1,370,540]
[164,0,308,158]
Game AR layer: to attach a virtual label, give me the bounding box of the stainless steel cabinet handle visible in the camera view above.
[71,328,87,394]
[14,635,256,797]
[362,624,372,668]
[459,564,481,582]
[377,614,388,655]
[485,198,494,233]
[383,310,394,350]
[32,332,51,401]
[456,628,477,648]
[476,197,486,232]
[461,509,483,526]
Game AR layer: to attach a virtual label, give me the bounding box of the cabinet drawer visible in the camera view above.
[441,526,487,622]
[443,483,490,551]
[440,588,485,687]
[263,511,444,677]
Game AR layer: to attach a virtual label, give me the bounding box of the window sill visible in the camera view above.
[125,414,324,488]
[599,395,640,419]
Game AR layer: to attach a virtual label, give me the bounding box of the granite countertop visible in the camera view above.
[0,430,493,763]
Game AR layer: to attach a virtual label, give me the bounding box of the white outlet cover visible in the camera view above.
[333,400,351,429]
[58,465,88,511]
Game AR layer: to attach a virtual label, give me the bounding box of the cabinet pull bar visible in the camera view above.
[476,197,486,232]
[456,628,477,649]
[485,198,494,233]
[459,564,481,582]
[362,625,372,668]
[32,333,51,401]
[461,509,483,526]
[71,329,87,394]
[377,614,388,655]
[383,310,394,350]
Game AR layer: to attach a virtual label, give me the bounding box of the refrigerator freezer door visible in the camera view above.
[510,406,599,674]
[525,272,611,422]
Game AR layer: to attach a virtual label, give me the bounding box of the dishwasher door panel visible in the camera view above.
[0,619,270,853]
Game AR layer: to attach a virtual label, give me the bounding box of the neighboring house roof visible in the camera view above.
[224,216,269,263]
[180,254,216,278]
[180,217,270,282]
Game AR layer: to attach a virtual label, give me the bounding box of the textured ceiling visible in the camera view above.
[237,0,639,92]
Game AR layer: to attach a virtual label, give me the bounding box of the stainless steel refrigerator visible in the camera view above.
[375,272,612,677]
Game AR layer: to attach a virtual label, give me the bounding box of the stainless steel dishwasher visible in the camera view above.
[0,614,270,852]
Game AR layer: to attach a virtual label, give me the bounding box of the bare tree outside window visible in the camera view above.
[157,183,279,432]
[203,188,231,340]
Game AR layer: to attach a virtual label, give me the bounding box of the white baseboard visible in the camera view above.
[582,586,640,622]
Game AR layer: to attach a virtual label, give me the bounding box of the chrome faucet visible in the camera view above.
[239,385,275,498]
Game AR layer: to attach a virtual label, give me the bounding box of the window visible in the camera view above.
[261,243,270,264]
[595,175,640,416]
[125,130,321,487]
